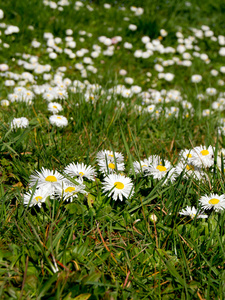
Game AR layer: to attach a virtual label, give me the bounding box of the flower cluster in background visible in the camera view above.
[0,2,224,135]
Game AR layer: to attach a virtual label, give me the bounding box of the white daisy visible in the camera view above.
[30,167,65,193]
[49,115,68,127]
[206,87,217,96]
[145,104,155,113]
[190,145,214,168]
[191,74,202,83]
[1,99,10,106]
[56,88,68,100]
[163,167,177,185]
[132,160,149,174]
[48,102,63,114]
[179,148,194,162]
[145,155,162,166]
[21,90,34,102]
[145,159,171,180]
[55,181,86,202]
[96,150,124,163]
[179,206,208,219]
[199,193,225,211]
[43,92,56,102]
[175,161,204,180]
[11,117,29,129]
[98,160,125,175]
[102,174,134,201]
[64,162,96,182]
[23,187,52,207]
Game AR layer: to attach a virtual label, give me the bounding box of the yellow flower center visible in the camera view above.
[156,165,167,172]
[65,187,76,193]
[208,198,220,205]
[108,163,115,169]
[35,196,43,202]
[53,105,57,108]
[79,172,84,176]
[186,164,195,171]
[200,150,209,156]
[45,175,57,182]
[108,154,114,157]
[57,117,62,119]
[186,153,192,158]
[141,164,147,168]
[114,182,124,189]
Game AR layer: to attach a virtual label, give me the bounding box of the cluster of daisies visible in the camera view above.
[24,150,134,207]
[0,1,225,134]
[7,79,225,131]
[1,3,225,116]
[24,147,225,220]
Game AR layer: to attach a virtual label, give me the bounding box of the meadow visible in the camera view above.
[1,0,225,299]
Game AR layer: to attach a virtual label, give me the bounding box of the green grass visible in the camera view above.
[0,0,225,299]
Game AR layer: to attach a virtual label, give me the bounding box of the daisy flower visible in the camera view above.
[49,115,68,127]
[175,161,204,181]
[191,74,202,83]
[145,155,162,165]
[64,162,96,182]
[179,148,194,162]
[55,181,86,202]
[30,167,65,193]
[56,88,68,100]
[23,187,52,207]
[163,167,177,185]
[145,104,155,113]
[202,109,211,117]
[199,193,225,211]
[21,90,34,102]
[98,160,125,175]
[96,150,124,163]
[48,102,63,114]
[145,159,171,180]
[1,99,10,106]
[179,206,208,219]
[11,117,29,129]
[190,145,214,168]
[206,87,217,96]
[43,92,56,102]
[102,174,134,201]
[132,160,149,174]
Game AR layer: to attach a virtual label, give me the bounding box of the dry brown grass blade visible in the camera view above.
[96,222,118,264]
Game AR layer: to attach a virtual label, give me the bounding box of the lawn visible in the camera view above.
[0,0,225,299]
